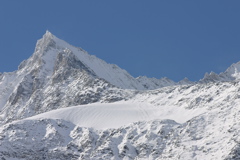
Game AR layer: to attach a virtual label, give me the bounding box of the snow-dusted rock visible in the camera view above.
[1,31,240,159]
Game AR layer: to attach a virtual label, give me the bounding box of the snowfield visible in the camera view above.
[26,101,206,130]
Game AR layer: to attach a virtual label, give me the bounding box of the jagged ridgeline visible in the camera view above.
[1,31,240,159]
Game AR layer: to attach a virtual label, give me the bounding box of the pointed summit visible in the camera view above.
[35,31,77,54]
[41,30,56,43]
[44,30,54,37]
[178,77,193,85]
[34,30,57,53]
[224,62,240,78]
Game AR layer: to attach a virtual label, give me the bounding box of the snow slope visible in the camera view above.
[26,101,206,130]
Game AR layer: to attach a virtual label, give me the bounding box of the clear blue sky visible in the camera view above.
[0,1,240,81]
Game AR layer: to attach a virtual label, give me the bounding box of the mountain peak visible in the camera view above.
[41,30,56,42]
[41,30,56,43]
[224,61,240,76]
[17,31,194,91]
[34,31,57,53]
[44,30,54,37]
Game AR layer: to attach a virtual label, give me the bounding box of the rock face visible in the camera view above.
[1,31,240,159]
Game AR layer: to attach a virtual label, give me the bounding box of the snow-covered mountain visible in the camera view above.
[0,31,189,124]
[1,31,240,159]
